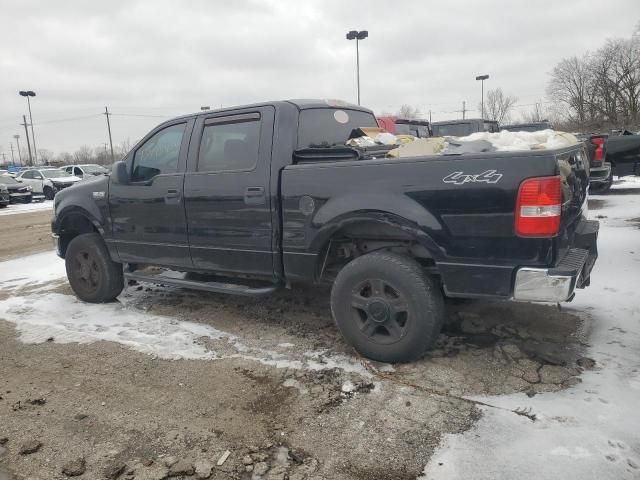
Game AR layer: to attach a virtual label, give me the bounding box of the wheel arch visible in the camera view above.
[55,207,104,258]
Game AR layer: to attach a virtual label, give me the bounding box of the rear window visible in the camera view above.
[395,124,430,138]
[432,123,472,137]
[297,108,378,148]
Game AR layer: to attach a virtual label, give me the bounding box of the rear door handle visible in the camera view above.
[244,186,265,205]
[165,188,179,201]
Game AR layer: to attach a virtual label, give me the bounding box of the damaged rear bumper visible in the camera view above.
[513,220,599,303]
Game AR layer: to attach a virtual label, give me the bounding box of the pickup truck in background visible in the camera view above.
[431,118,500,137]
[605,130,640,183]
[501,121,554,132]
[575,133,612,193]
[376,116,432,138]
[51,100,599,363]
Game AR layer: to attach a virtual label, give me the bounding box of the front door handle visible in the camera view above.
[244,186,265,205]
[165,188,180,203]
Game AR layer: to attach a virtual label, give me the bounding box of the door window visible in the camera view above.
[197,117,261,172]
[21,171,34,179]
[33,171,43,179]
[74,167,83,176]
[131,123,186,182]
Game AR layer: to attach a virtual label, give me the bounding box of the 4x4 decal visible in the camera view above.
[443,169,503,185]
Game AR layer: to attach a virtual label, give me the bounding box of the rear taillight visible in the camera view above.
[591,137,604,162]
[515,176,562,237]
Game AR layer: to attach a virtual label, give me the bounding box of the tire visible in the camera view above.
[24,195,32,204]
[0,204,6,208]
[330,251,444,363]
[65,233,124,303]
[590,174,613,194]
[44,186,56,200]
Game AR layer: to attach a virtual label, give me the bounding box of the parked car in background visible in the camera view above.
[501,121,554,132]
[0,184,9,208]
[574,133,611,193]
[16,168,81,199]
[431,118,499,137]
[376,116,432,138]
[605,130,640,182]
[60,164,109,178]
[0,174,34,203]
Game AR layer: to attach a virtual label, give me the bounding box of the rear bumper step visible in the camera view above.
[513,220,599,303]
[123,268,279,297]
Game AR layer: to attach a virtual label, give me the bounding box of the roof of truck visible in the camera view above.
[432,118,498,125]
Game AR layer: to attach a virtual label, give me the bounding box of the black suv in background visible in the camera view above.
[431,118,499,137]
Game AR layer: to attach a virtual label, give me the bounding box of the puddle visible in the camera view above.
[588,198,606,210]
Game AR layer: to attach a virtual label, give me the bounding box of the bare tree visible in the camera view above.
[73,145,94,164]
[521,102,549,123]
[396,104,421,119]
[478,88,518,123]
[38,149,54,165]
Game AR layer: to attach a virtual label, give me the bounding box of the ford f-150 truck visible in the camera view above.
[51,100,599,363]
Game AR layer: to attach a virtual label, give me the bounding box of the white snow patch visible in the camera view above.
[0,253,368,375]
[420,193,640,480]
[0,200,52,216]
[451,129,578,151]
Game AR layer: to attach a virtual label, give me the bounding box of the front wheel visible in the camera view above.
[43,186,56,200]
[65,233,124,303]
[330,251,444,363]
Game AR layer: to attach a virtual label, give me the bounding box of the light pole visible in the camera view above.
[19,91,38,164]
[13,135,22,165]
[346,30,368,105]
[475,75,489,119]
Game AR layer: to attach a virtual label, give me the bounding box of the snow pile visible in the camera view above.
[0,200,52,217]
[420,192,640,480]
[448,129,579,152]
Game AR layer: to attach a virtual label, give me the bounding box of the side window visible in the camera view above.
[197,117,261,172]
[74,167,83,176]
[22,171,33,179]
[131,123,186,182]
[33,171,43,179]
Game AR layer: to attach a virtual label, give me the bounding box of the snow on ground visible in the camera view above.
[0,200,52,216]
[0,251,366,374]
[420,180,640,480]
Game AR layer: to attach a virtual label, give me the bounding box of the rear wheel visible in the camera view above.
[330,251,444,363]
[65,233,124,303]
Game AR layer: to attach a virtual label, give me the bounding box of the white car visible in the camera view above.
[16,168,81,200]
[60,164,109,178]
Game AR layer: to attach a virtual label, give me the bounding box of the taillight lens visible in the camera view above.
[591,137,604,162]
[515,176,562,237]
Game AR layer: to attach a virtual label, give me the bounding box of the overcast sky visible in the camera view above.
[0,0,639,158]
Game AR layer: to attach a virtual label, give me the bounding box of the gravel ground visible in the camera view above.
[0,203,597,480]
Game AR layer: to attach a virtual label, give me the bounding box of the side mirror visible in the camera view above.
[112,161,129,185]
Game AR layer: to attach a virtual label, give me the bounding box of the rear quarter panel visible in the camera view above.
[280,150,573,294]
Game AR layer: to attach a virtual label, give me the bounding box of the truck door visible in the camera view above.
[108,119,194,268]
[184,107,275,276]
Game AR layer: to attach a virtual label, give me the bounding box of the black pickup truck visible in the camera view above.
[51,100,599,362]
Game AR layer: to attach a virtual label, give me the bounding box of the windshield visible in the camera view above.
[42,170,72,178]
[0,175,19,184]
[432,123,472,137]
[81,165,108,173]
[297,108,379,148]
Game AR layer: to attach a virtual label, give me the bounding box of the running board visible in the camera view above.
[123,270,278,297]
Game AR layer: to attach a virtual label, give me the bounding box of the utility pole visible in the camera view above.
[0,153,6,164]
[429,109,432,123]
[21,115,33,166]
[10,144,15,164]
[13,135,22,165]
[104,107,115,162]
[462,101,466,120]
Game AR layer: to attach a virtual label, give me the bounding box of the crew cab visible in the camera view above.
[51,100,598,363]
[432,118,499,137]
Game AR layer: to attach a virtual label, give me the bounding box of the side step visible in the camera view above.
[123,269,279,297]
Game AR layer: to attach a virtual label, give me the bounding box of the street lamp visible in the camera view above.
[475,75,489,119]
[19,90,38,164]
[346,30,368,105]
[13,135,22,165]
